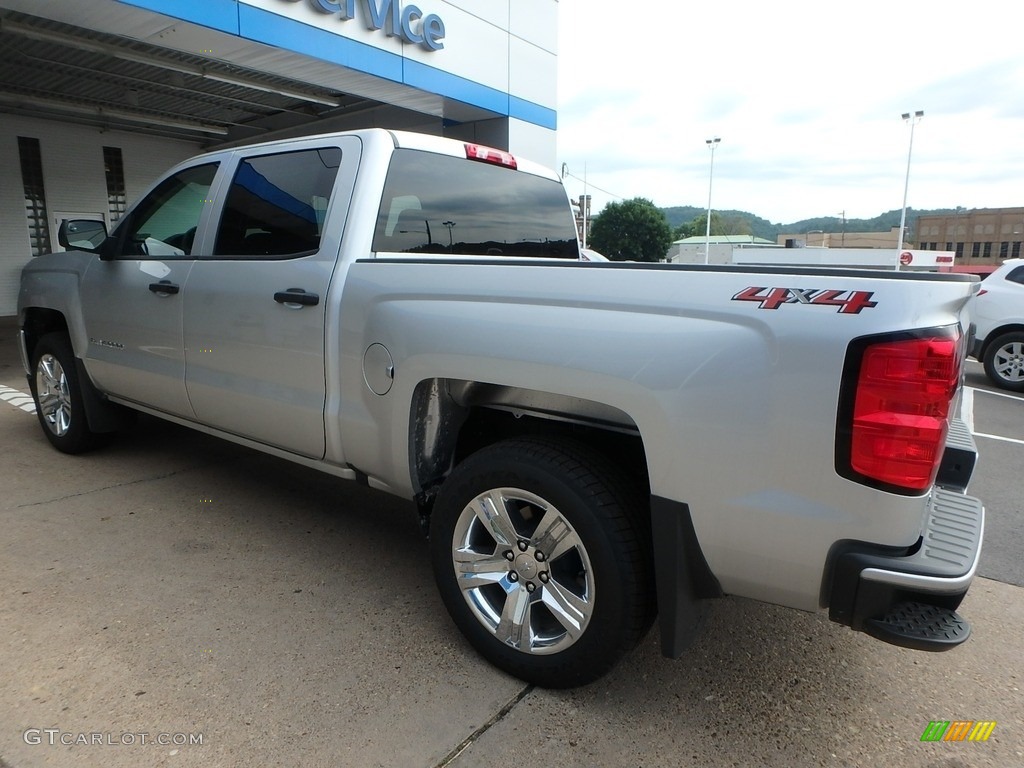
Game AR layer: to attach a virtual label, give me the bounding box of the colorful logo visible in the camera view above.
[921,721,996,742]
[731,286,878,314]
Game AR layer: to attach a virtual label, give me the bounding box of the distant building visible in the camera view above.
[572,195,593,245]
[668,232,953,271]
[774,227,907,250]
[915,208,1024,272]
[667,235,776,264]
[734,247,954,270]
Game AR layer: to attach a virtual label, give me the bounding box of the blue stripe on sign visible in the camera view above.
[238,3,403,82]
[116,0,240,35]
[116,0,558,131]
[403,59,508,116]
[509,96,557,131]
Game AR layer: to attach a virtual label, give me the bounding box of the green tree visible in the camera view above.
[720,214,753,236]
[686,212,732,238]
[672,219,699,240]
[588,197,673,262]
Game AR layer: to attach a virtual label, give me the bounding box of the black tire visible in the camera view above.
[430,437,655,688]
[982,331,1024,392]
[29,333,105,454]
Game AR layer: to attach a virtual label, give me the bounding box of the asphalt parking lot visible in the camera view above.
[1,317,1022,768]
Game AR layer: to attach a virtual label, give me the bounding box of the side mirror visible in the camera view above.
[57,219,108,253]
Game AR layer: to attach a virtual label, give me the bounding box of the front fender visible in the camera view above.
[18,252,95,358]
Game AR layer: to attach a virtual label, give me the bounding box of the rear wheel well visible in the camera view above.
[454,408,649,492]
[410,378,650,522]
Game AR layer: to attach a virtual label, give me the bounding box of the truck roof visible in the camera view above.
[200,127,561,182]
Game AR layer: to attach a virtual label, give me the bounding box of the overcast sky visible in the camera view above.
[555,0,1024,225]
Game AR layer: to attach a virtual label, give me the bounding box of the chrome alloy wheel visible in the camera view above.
[451,487,594,655]
[36,353,72,437]
[992,340,1024,384]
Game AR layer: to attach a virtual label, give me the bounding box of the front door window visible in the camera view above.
[114,164,217,257]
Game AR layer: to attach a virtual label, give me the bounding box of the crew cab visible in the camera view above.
[18,129,984,687]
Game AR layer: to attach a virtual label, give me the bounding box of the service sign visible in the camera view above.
[278,0,445,51]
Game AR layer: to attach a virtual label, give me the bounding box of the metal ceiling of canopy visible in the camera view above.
[0,9,389,145]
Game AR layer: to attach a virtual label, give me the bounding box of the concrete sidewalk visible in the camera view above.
[1,315,1021,767]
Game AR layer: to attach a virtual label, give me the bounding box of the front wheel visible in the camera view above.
[982,331,1024,392]
[30,333,104,453]
[430,438,655,688]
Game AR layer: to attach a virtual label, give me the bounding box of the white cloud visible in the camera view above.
[556,0,1024,223]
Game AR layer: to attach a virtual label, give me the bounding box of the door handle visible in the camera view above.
[274,288,319,307]
[148,280,180,295]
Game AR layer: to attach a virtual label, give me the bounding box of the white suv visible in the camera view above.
[970,258,1024,391]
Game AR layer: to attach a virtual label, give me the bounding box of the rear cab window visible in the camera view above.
[213,147,342,258]
[372,149,578,259]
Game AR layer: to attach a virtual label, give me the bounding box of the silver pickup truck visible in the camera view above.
[18,129,984,688]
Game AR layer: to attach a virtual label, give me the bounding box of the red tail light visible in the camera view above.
[837,329,962,493]
[465,143,517,169]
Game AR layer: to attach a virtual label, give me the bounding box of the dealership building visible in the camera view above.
[0,0,559,315]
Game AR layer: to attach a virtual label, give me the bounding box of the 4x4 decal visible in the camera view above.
[732,287,878,314]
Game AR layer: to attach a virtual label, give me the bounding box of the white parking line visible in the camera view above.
[962,385,1024,447]
[973,431,1024,446]
[972,386,1024,404]
[0,384,36,414]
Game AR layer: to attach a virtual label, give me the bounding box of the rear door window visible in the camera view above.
[372,149,577,258]
[214,147,342,258]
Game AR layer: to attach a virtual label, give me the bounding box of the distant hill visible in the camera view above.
[660,206,962,242]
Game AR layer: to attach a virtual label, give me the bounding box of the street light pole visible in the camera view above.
[705,137,720,265]
[895,110,924,270]
[442,220,456,252]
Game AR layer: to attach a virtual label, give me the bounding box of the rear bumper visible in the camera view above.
[826,487,984,649]
[937,418,978,493]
